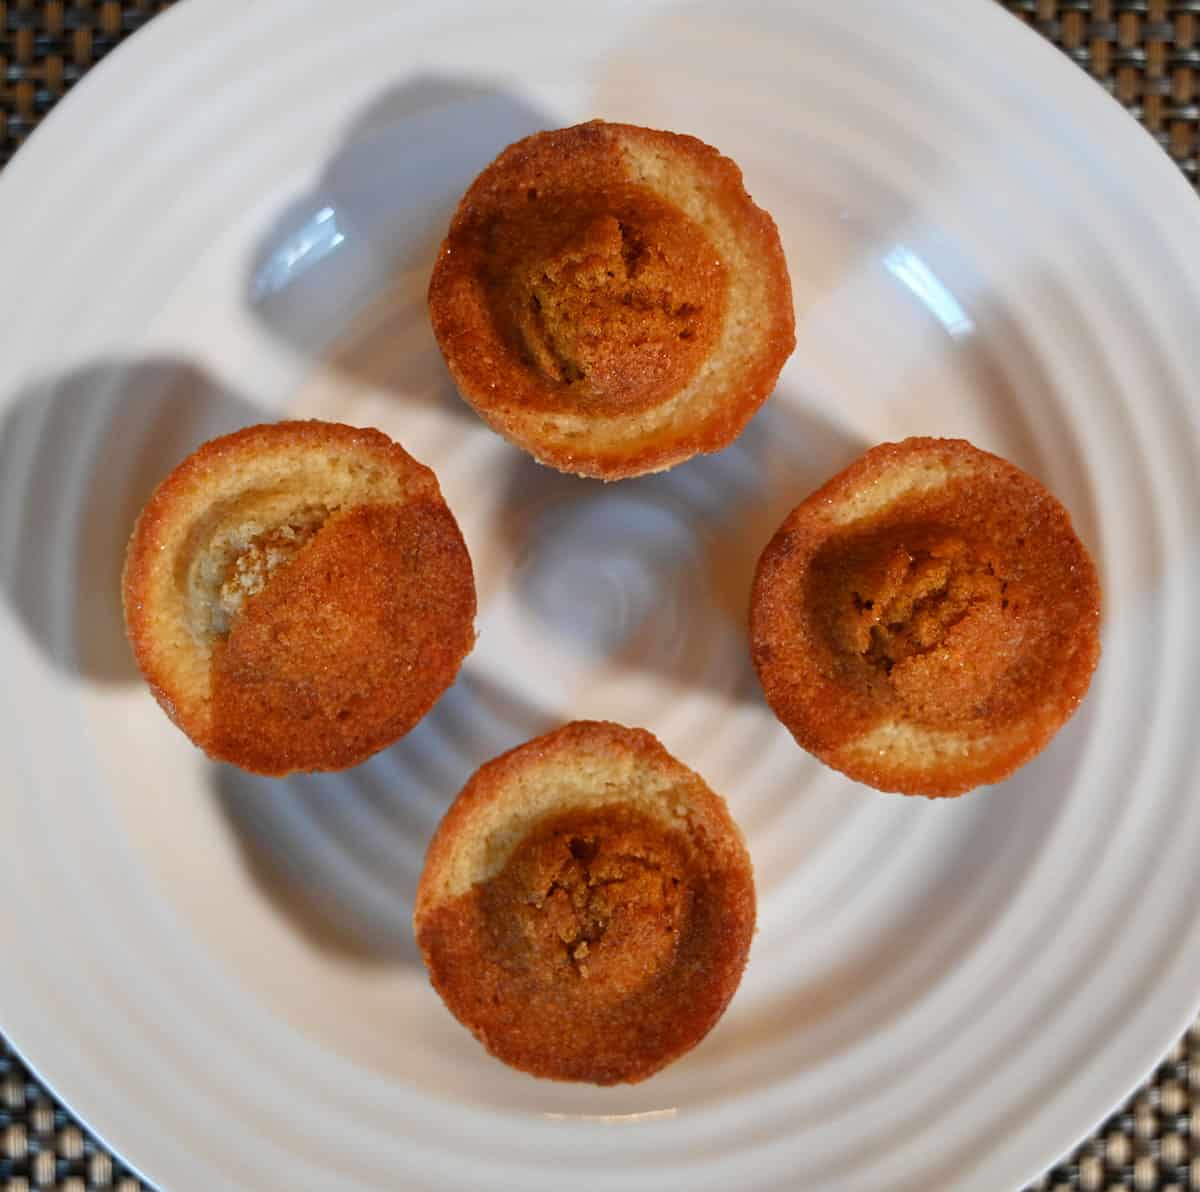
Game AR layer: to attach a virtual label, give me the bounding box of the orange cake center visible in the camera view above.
[487,194,726,407]
[479,806,693,996]
[818,525,1024,723]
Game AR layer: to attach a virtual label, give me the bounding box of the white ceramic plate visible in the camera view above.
[1,1,1199,1188]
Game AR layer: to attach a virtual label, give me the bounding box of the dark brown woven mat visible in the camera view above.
[1,2,1198,1190]
[0,2,172,161]
[1004,0,1200,187]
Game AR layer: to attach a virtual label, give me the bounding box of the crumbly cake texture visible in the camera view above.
[750,438,1101,798]
[428,120,795,480]
[122,420,476,775]
[414,721,756,1084]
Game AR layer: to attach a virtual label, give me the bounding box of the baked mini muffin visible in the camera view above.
[414,721,755,1084]
[428,120,794,480]
[123,420,476,775]
[750,438,1101,797]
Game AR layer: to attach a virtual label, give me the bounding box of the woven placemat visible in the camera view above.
[1,2,1198,1189]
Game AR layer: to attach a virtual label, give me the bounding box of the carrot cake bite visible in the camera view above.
[122,420,476,775]
[428,120,794,479]
[750,438,1101,797]
[414,721,755,1084]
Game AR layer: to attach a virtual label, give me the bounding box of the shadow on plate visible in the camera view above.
[492,395,867,704]
[209,670,556,968]
[0,358,261,683]
[246,76,554,416]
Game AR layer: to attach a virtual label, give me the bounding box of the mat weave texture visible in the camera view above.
[0,2,1197,1189]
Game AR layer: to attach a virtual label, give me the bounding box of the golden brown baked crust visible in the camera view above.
[750,438,1101,797]
[428,120,794,479]
[414,721,755,1084]
[122,420,476,775]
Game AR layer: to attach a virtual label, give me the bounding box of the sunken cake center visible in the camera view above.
[815,523,1025,723]
[492,193,726,404]
[844,532,1007,674]
[482,806,694,994]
